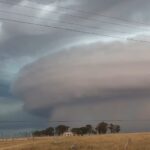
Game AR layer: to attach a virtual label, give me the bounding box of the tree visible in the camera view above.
[85,124,93,135]
[109,124,115,133]
[71,128,82,135]
[108,124,120,133]
[44,127,54,136]
[115,125,120,133]
[96,122,108,134]
[79,127,89,135]
[32,127,54,137]
[55,125,69,135]
[71,127,89,136]
[32,122,120,137]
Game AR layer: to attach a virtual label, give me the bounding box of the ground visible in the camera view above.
[0,133,150,150]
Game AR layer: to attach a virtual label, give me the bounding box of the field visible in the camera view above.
[0,133,150,150]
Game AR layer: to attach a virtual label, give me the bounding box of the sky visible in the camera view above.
[1,0,150,135]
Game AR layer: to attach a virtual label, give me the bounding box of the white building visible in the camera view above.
[63,131,74,136]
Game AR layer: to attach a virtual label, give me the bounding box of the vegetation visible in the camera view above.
[71,124,96,135]
[1,133,150,150]
[32,127,54,137]
[96,122,108,134]
[109,124,121,133]
[32,122,120,137]
[55,125,69,135]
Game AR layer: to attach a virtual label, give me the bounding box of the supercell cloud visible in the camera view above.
[12,41,150,124]
[1,0,150,132]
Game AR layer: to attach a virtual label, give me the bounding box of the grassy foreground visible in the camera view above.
[0,133,150,150]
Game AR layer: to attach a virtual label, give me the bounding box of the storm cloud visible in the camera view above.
[1,0,150,132]
[12,41,150,124]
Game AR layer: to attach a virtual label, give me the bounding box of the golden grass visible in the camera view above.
[1,133,150,150]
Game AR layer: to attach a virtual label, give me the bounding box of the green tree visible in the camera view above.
[96,122,108,134]
[55,125,69,135]
[71,128,82,135]
[32,127,54,137]
[71,127,89,136]
[109,124,115,133]
[44,127,54,136]
[79,127,88,135]
[85,124,93,135]
[108,124,120,133]
[115,125,120,133]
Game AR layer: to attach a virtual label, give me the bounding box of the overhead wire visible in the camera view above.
[0,9,129,34]
[0,0,150,32]
[37,0,150,27]
[0,16,150,45]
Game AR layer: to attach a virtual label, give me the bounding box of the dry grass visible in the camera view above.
[1,133,150,150]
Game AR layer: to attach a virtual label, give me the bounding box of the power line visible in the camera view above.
[0,0,150,32]
[0,16,150,45]
[0,0,150,28]
[0,16,120,38]
[0,9,128,34]
[39,0,150,28]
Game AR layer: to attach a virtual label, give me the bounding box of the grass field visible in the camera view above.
[0,133,150,150]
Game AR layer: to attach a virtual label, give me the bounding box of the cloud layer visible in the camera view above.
[12,41,150,129]
[1,0,150,132]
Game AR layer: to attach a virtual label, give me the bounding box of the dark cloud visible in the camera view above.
[0,81,11,97]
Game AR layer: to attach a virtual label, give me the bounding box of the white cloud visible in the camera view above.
[38,5,56,18]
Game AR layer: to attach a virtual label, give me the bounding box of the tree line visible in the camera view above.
[32,122,120,136]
